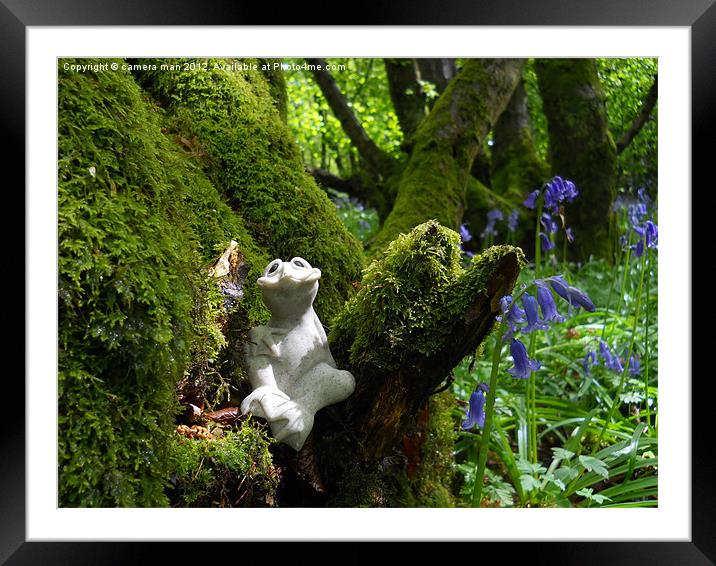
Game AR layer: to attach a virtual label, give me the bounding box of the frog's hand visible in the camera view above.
[240,386,291,420]
[247,326,282,358]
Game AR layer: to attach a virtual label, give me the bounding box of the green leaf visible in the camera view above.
[578,455,610,479]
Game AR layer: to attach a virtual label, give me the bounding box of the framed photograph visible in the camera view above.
[10,0,712,562]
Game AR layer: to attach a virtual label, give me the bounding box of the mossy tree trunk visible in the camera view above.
[535,58,618,260]
[490,77,549,202]
[370,58,525,252]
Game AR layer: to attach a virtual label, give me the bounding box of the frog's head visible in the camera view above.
[257,257,321,317]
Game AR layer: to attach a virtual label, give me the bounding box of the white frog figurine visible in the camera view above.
[240,257,355,451]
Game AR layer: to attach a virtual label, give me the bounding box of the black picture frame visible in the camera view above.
[8,0,713,563]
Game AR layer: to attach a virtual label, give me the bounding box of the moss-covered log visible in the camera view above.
[370,59,525,253]
[535,59,617,260]
[311,221,523,505]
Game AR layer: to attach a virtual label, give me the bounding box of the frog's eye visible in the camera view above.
[266,260,281,276]
[292,258,307,268]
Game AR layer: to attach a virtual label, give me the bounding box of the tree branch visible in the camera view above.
[616,74,658,155]
[306,58,391,174]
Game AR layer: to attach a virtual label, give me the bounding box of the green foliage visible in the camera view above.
[58,58,272,506]
[326,188,380,242]
[134,58,364,321]
[167,423,278,507]
[598,58,658,190]
[285,58,403,177]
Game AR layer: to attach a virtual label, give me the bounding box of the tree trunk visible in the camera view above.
[535,59,617,260]
[491,77,549,202]
[370,58,525,253]
[384,58,427,148]
[416,58,457,98]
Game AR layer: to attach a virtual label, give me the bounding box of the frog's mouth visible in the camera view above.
[257,267,322,289]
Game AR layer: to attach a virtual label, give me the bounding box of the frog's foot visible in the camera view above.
[240,386,292,421]
[270,401,314,452]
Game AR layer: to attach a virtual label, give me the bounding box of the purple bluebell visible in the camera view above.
[543,176,579,212]
[545,276,595,312]
[567,285,596,312]
[535,281,565,323]
[459,224,472,243]
[507,339,541,379]
[628,353,640,376]
[541,212,559,234]
[599,340,624,373]
[540,232,555,251]
[548,275,571,302]
[521,293,550,334]
[565,226,574,243]
[462,383,489,430]
[582,351,599,374]
[480,209,503,238]
[507,209,520,233]
[632,220,658,257]
[500,295,526,339]
[524,189,539,209]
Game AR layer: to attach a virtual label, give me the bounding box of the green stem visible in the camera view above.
[594,248,648,449]
[472,328,507,507]
[643,253,651,429]
[529,196,544,465]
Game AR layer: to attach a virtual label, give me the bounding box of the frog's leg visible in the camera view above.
[289,362,356,416]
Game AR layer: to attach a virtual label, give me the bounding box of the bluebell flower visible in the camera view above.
[507,209,520,233]
[524,189,539,209]
[582,351,599,374]
[628,353,640,376]
[500,294,526,339]
[540,232,555,251]
[548,275,571,302]
[565,226,574,242]
[480,208,504,238]
[543,176,579,212]
[599,340,624,373]
[507,339,541,379]
[521,293,550,334]
[546,276,596,312]
[459,224,473,243]
[567,285,596,312]
[631,219,658,257]
[541,212,559,234]
[462,383,489,430]
[535,281,565,323]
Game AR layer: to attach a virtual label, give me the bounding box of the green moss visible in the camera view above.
[134,58,364,321]
[58,58,271,506]
[167,422,278,507]
[332,221,523,372]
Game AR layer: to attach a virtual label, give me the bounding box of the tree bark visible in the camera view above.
[370,58,525,253]
[384,58,428,148]
[490,77,549,201]
[535,58,617,260]
[616,74,658,155]
[416,58,457,97]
